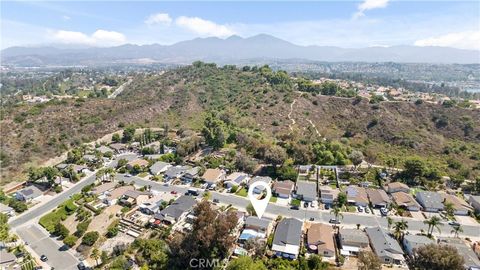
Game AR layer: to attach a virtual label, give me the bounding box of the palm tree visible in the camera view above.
[393,220,408,241]
[90,248,100,266]
[451,225,463,238]
[330,205,344,232]
[387,217,393,230]
[423,216,442,236]
[444,202,455,218]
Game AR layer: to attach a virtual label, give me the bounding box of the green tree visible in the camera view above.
[81,231,99,246]
[392,219,408,241]
[348,150,364,170]
[111,133,121,143]
[202,114,226,150]
[336,192,347,208]
[451,225,463,238]
[0,213,9,241]
[63,235,78,247]
[444,202,455,218]
[227,256,267,270]
[423,216,442,236]
[122,126,136,143]
[54,223,70,239]
[132,239,168,269]
[411,244,464,270]
[358,250,381,270]
[91,248,100,266]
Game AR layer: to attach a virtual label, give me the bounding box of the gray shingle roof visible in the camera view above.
[149,161,170,175]
[245,216,272,230]
[340,228,369,245]
[416,191,444,210]
[296,181,317,199]
[17,185,43,199]
[366,227,404,256]
[154,195,196,220]
[272,218,302,247]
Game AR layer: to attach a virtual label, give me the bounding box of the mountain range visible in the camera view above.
[2,34,479,66]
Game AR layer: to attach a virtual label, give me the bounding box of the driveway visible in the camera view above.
[455,215,478,225]
[409,211,425,221]
[16,224,78,270]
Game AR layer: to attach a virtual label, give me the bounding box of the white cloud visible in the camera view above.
[62,15,71,21]
[175,16,235,37]
[353,0,389,19]
[145,13,172,26]
[414,31,480,50]
[52,29,126,46]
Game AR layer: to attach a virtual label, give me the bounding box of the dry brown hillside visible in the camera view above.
[1,63,479,185]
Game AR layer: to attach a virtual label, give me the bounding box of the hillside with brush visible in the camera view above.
[1,62,479,185]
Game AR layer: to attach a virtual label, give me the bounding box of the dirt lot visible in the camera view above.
[88,205,122,234]
[62,213,79,232]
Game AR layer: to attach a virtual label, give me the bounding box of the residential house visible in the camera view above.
[138,194,177,215]
[120,190,151,206]
[109,143,127,153]
[402,235,434,256]
[273,180,295,199]
[15,185,44,202]
[239,217,273,243]
[437,237,480,270]
[244,216,273,235]
[153,195,196,225]
[296,181,317,202]
[319,186,339,205]
[366,227,405,265]
[92,182,116,196]
[346,186,369,207]
[224,172,250,188]
[126,159,149,169]
[164,166,189,181]
[339,228,369,256]
[392,192,421,211]
[416,191,444,212]
[201,168,226,186]
[307,223,335,258]
[97,145,113,155]
[101,185,135,205]
[298,165,313,175]
[0,203,14,217]
[367,188,391,208]
[386,182,410,194]
[248,176,272,194]
[272,218,303,259]
[149,161,172,175]
[181,167,200,184]
[83,154,98,163]
[469,196,480,214]
[441,193,472,216]
[73,165,89,174]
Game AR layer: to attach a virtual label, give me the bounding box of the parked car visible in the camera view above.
[357,206,363,212]
[448,221,460,227]
[125,174,132,177]
[40,255,48,262]
[304,202,309,208]
[380,207,388,216]
[213,198,220,203]
[309,217,315,221]
[365,207,370,214]
[329,218,341,224]
[311,201,318,208]
[290,205,299,210]
[324,204,330,210]
[170,190,177,194]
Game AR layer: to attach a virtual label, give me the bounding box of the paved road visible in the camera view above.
[9,173,97,228]
[117,174,480,239]
[17,224,78,270]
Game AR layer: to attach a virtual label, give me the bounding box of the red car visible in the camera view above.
[170,190,177,194]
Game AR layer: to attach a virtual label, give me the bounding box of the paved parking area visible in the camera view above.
[16,224,78,270]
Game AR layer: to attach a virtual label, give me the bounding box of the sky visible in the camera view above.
[1,0,480,50]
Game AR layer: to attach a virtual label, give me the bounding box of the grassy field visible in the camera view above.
[270,196,277,203]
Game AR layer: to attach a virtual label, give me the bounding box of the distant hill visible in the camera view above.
[2,34,479,66]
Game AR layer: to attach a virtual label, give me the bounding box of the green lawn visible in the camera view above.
[137,172,149,178]
[39,199,77,233]
[347,206,357,212]
[291,198,301,207]
[236,188,248,197]
[270,196,277,203]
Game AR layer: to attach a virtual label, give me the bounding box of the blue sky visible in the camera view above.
[1,1,479,50]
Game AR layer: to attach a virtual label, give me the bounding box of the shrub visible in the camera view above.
[54,223,70,239]
[81,231,99,246]
[63,235,78,247]
[75,220,91,237]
